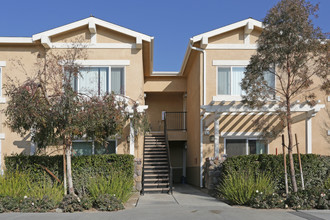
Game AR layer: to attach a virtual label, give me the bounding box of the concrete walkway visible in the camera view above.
[0,184,329,220]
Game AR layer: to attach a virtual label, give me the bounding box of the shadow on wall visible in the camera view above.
[13,133,32,155]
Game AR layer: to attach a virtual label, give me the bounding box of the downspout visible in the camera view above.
[200,113,207,187]
[190,40,207,188]
[189,40,206,105]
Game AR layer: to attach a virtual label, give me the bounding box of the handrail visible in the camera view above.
[164,112,187,131]
[164,113,173,194]
[141,135,145,195]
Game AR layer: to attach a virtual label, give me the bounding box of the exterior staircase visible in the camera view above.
[142,134,171,194]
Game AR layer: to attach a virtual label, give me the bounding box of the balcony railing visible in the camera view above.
[164,112,187,131]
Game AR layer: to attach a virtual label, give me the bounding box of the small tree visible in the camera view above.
[4,45,144,195]
[241,0,328,192]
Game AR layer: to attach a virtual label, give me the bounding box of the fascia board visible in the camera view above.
[32,18,90,41]
[93,18,152,42]
[179,39,193,75]
[0,37,33,43]
[32,17,152,43]
[192,18,263,43]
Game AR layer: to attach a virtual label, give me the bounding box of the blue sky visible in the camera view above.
[1,0,329,71]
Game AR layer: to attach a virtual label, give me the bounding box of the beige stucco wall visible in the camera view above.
[208,27,245,44]
[144,76,186,93]
[145,92,184,132]
[185,51,202,186]
[0,26,148,171]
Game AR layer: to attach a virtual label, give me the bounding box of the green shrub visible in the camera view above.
[324,175,330,190]
[0,196,19,212]
[250,192,286,209]
[60,194,84,212]
[94,194,124,211]
[286,188,329,210]
[5,154,135,196]
[81,195,93,210]
[221,154,330,192]
[88,172,133,203]
[0,171,30,199]
[217,168,274,205]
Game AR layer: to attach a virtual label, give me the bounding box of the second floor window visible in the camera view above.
[71,67,125,96]
[217,66,275,96]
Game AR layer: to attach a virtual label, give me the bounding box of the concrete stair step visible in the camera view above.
[144,154,167,158]
[144,158,167,161]
[144,161,168,165]
[144,183,169,187]
[144,178,169,182]
[144,165,168,169]
[143,188,170,193]
[144,169,169,173]
[144,173,169,178]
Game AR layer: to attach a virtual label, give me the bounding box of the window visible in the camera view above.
[217,66,275,96]
[72,140,116,156]
[225,138,267,157]
[217,66,245,95]
[71,67,125,96]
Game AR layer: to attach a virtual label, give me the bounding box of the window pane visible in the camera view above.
[249,140,267,154]
[264,70,275,89]
[99,67,108,95]
[95,141,116,154]
[232,67,245,95]
[79,67,99,96]
[226,139,246,157]
[218,67,231,95]
[111,68,124,95]
[72,142,92,156]
[248,140,256,154]
[256,140,267,154]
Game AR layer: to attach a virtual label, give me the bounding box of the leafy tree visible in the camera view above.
[4,45,145,195]
[241,0,329,192]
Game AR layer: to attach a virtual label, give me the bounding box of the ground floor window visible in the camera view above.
[72,140,116,156]
[225,138,267,157]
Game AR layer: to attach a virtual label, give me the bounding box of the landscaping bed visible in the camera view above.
[0,154,135,213]
[215,154,330,210]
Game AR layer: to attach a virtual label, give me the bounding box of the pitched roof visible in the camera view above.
[179,18,263,75]
[0,16,153,44]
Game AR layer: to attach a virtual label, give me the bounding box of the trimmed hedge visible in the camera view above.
[5,154,134,196]
[221,154,330,192]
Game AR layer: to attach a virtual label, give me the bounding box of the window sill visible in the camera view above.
[0,97,6,103]
[212,95,243,102]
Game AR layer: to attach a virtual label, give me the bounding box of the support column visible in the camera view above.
[214,114,220,159]
[305,116,312,154]
[129,115,135,156]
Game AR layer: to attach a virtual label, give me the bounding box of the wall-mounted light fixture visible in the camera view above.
[209,135,215,143]
[127,136,130,143]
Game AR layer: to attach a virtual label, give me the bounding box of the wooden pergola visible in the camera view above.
[200,99,325,158]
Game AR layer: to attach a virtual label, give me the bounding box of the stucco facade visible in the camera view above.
[0,17,328,188]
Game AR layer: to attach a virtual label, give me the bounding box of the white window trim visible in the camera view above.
[215,62,277,101]
[75,60,130,66]
[224,136,269,156]
[76,66,126,96]
[72,139,117,155]
[213,60,250,66]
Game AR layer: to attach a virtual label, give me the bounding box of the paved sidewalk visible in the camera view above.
[0,184,329,220]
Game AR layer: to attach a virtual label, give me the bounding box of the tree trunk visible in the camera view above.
[63,145,67,195]
[65,138,74,194]
[286,99,298,192]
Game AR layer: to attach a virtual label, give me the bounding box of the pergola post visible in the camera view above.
[305,116,312,154]
[129,114,135,156]
[214,114,220,158]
